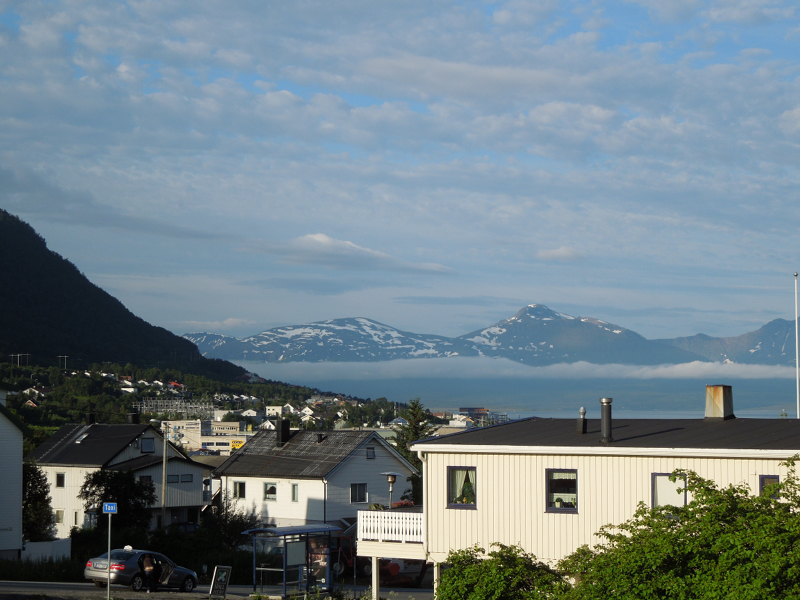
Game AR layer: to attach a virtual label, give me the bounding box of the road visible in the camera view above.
[0,580,435,600]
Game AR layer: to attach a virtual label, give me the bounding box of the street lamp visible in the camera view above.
[381,472,404,510]
[149,419,167,527]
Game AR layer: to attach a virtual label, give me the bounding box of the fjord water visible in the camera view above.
[236,357,797,420]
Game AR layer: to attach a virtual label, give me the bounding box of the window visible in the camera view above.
[55,509,64,524]
[141,438,155,453]
[181,474,193,483]
[264,482,277,501]
[167,474,179,483]
[652,473,687,508]
[74,511,78,526]
[56,473,65,488]
[366,447,375,459]
[292,483,299,503]
[760,475,780,497]
[447,467,477,508]
[139,475,152,484]
[233,481,246,499]
[546,469,577,512]
[350,483,367,503]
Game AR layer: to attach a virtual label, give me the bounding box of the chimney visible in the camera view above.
[85,412,95,425]
[576,407,587,434]
[317,432,326,444]
[126,412,140,425]
[705,385,735,420]
[599,398,613,443]
[276,419,291,447]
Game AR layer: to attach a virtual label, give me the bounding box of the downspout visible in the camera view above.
[323,478,327,524]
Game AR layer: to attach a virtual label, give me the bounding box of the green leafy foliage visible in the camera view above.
[559,459,800,600]
[78,470,156,532]
[391,398,438,504]
[22,461,55,542]
[436,543,568,600]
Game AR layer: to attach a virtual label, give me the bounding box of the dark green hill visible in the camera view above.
[0,209,234,375]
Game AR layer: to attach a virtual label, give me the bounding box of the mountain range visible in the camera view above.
[184,305,798,367]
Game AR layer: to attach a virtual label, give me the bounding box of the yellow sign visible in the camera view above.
[231,439,245,450]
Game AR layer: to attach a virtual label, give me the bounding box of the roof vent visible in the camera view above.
[705,385,735,420]
[576,407,587,435]
[599,398,613,443]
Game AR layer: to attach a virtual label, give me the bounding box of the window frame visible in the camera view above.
[545,468,578,514]
[760,474,780,497]
[233,481,246,499]
[180,474,193,483]
[140,438,155,454]
[366,447,376,459]
[264,482,278,501]
[651,472,687,508]
[291,483,299,503]
[54,509,64,524]
[447,466,477,510]
[139,475,152,484]
[55,472,65,488]
[350,483,367,504]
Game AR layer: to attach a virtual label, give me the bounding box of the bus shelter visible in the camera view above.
[242,524,341,598]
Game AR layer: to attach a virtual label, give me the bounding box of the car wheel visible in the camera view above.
[94,580,105,588]
[180,577,195,593]
[362,561,372,576]
[333,561,345,576]
[130,574,144,592]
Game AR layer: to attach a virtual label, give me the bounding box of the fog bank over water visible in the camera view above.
[237,358,798,420]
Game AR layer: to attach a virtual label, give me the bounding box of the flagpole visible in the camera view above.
[795,272,799,419]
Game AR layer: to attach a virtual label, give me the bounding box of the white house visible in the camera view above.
[356,385,800,599]
[0,390,26,559]
[214,421,417,529]
[29,419,207,537]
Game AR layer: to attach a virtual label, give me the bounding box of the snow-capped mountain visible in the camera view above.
[184,317,479,363]
[458,305,707,365]
[184,305,708,366]
[655,318,796,365]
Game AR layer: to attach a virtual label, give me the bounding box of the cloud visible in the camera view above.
[394,295,522,307]
[232,356,796,381]
[179,317,255,331]
[536,246,584,261]
[245,233,451,274]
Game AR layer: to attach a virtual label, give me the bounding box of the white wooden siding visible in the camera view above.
[0,416,23,553]
[424,451,793,563]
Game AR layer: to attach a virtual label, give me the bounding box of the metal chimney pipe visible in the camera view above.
[600,398,613,443]
[576,407,587,434]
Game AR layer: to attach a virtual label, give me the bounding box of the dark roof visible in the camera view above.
[214,429,383,478]
[412,416,800,451]
[106,454,197,472]
[27,423,153,467]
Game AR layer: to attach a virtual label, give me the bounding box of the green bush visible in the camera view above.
[0,557,84,582]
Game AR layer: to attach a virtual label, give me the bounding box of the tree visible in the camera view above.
[78,470,156,531]
[202,490,261,551]
[559,458,800,600]
[22,461,55,541]
[436,543,567,600]
[391,398,438,504]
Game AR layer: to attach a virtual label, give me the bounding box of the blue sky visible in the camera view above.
[1,0,800,341]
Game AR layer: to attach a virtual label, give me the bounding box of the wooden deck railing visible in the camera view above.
[357,510,424,543]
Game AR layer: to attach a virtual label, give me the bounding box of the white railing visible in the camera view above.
[357,510,424,544]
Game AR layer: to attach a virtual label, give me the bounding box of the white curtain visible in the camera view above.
[452,469,467,501]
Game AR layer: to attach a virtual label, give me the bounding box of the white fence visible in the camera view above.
[357,510,424,544]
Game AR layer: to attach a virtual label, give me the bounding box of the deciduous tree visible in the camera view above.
[22,461,55,542]
[78,470,156,532]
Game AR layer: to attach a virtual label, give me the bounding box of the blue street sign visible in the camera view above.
[103,502,118,514]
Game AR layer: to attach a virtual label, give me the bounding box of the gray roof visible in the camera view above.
[28,423,154,467]
[214,429,407,479]
[412,416,800,451]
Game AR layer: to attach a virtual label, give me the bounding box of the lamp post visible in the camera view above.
[150,419,167,527]
[381,472,404,510]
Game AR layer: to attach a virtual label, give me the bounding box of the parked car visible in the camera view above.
[84,546,198,592]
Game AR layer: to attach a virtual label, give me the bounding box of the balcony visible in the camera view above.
[356,509,427,560]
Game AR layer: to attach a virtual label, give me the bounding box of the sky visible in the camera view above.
[2,0,800,342]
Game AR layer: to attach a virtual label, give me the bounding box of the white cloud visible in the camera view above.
[536,246,583,261]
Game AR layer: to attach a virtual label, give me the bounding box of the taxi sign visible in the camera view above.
[102,502,117,514]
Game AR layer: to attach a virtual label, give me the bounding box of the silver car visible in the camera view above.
[84,547,198,592]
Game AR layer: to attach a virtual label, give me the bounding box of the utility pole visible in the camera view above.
[58,355,68,369]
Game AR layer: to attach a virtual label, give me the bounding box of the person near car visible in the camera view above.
[142,553,158,593]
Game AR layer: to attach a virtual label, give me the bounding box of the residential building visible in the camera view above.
[356,385,800,599]
[29,418,207,538]
[0,391,27,559]
[214,421,417,529]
